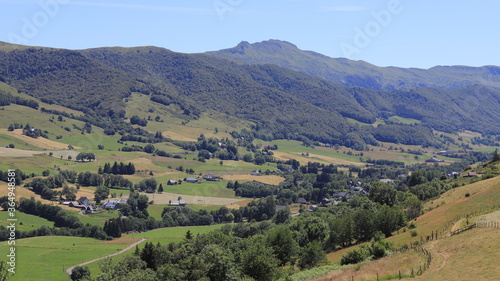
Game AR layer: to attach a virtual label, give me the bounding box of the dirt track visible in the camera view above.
[65,238,147,276]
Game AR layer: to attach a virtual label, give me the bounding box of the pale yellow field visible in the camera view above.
[0,182,96,212]
[222,175,285,185]
[0,129,81,150]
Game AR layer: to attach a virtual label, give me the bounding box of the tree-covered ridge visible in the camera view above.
[2,43,500,148]
[209,39,500,90]
[0,48,136,118]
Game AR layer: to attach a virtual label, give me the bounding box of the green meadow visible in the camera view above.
[0,236,133,281]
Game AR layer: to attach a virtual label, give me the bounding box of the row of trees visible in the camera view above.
[99,161,136,175]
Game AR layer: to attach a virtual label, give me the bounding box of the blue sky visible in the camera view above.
[0,0,498,69]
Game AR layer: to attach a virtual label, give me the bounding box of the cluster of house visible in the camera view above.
[296,181,369,211]
[63,197,97,213]
[167,174,221,185]
[101,199,128,210]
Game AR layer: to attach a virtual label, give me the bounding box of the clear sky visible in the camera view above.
[0,0,498,69]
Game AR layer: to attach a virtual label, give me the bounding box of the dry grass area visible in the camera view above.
[0,148,79,160]
[273,151,329,165]
[226,198,253,209]
[0,129,81,150]
[222,175,285,185]
[475,210,500,223]
[405,228,500,281]
[323,175,500,280]
[307,153,364,166]
[0,182,70,211]
[144,192,242,206]
[0,182,96,212]
[0,147,44,157]
[312,250,426,281]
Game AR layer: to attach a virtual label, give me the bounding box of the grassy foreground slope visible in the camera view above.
[316,174,500,281]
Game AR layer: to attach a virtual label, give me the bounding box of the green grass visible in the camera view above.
[161,180,236,198]
[125,225,224,245]
[0,236,133,281]
[76,209,120,227]
[387,116,422,125]
[284,264,344,281]
[0,134,43,151]
[0,154,68,175]
[0,211,54,231]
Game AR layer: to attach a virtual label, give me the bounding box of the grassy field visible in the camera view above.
[160,180,235,198]
[322,175,500,281]
[0,211,54,231]
[0,236,137,281]
[125,224,224,245]
[310,249,427,281]
[76,209,120,227]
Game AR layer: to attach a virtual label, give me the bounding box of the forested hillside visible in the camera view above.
[1,41,500,148]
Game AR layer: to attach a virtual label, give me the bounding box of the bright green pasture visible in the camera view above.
[0,212,54,231]
[0,236,133,281]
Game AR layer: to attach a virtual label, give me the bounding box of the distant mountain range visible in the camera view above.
[208,40,500,90]
[1,40,500,149]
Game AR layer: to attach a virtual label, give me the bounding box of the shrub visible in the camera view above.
[410,230,418,237]
[340,247,370,265]
[465,193,470,197]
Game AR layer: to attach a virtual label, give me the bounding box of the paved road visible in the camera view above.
[65,238,147,276]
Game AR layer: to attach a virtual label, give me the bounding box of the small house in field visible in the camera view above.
[167,180,177,185]
[464,172,478,178]
[69,201,85,209]
[78,197,90,206]
[185,177,198,183]
[249,170,260,176]
[170,200,187,206]
[297,198,308,204]
[425,157,444,163]
[202,173,219,181]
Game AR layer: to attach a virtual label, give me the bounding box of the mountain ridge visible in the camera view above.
[208,39,500,90]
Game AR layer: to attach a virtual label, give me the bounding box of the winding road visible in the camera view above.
[65,238,147,276]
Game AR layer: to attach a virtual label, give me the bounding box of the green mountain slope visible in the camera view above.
[208,40,500,90]
[1,41,500,149]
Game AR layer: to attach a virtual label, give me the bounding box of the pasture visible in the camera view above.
[0,236,136,281]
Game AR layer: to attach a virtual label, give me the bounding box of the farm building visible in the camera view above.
[297,198,308,204]
[170,200,187,206]
[464,172,478,177]
[185,177,198,183]
[102,199,127,210]
[78,197,90,206]
[69,201,86,209]
[202,173,219,181]
[425,157,445,163]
